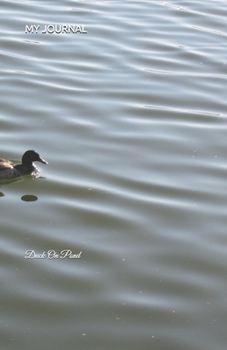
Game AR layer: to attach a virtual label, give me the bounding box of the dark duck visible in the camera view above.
[0,150,48,179]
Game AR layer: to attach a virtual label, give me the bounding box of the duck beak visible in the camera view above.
[38,156,48,164]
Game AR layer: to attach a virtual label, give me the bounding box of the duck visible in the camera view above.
[0,150,48,179]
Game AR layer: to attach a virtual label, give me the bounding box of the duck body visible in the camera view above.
[0,150,48,179]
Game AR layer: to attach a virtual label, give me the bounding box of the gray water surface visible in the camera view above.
[1,1,227,350]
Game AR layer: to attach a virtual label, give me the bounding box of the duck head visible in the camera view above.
[22,150,48,166]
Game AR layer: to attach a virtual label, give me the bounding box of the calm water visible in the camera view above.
[1,1,227,349]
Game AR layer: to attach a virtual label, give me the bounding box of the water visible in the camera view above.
[1,1,227,349]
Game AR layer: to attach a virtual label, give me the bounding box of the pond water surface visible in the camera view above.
[1,1,227,350]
